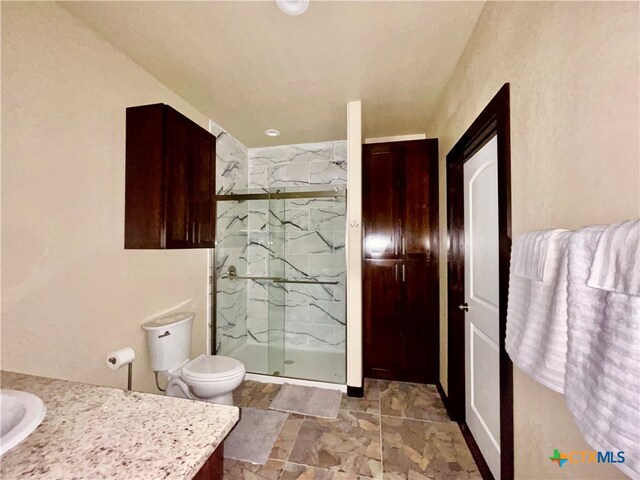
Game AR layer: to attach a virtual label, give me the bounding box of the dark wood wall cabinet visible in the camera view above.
[125,103,216,249]
[363,139,439,384]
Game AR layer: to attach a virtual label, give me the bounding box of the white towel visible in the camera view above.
[587,219,640,297]
[565,225,640,479]
[506,230,571,393]
[511,229,569,281]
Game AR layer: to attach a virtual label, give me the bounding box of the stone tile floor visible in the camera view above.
[224,379,481,480]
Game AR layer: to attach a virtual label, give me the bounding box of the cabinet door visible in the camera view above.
[125,104,165,249]
[363,144,402,259]
[363,260,404,380]
[188,126,216,248]
[164,107,191,248]
[400,261,439,383]
[398,140,439,260]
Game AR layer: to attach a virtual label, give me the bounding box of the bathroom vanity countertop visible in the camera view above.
[0,371,239,479]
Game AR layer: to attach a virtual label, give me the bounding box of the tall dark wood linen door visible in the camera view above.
[362,145,402,259]
[399,141,439,260]
[401,260,438,382]
[363,260,403,379]
[363,139,439,384]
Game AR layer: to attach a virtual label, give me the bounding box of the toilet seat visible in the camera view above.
[181,354,245,382]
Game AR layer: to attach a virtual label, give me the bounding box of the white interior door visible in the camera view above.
[463,135,501,479]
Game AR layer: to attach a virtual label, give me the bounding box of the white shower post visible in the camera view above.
[346,101,363,395]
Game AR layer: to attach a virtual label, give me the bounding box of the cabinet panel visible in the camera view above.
[125,104,165,249]
[399,140,439,260]
[363,260,403,380]
[364,260,439,383]
[363,145,401,259]
[164,107,192,248]
[189,126,216,247]
[401,261,439,383]
[193,444,223,480]
[363,140,438,261]
[125,103,216,249]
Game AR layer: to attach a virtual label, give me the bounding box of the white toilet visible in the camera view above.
[142,312,245,405]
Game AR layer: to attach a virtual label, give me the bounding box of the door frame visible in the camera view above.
[445,83,513,480]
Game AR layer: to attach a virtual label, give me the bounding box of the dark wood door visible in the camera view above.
[188,126,216,247]
[363,260,403,380]
[164,107,191,248]
[401,260,438,383]
[362,144,402,259]
[124,104,165,249]
[398,140,439,261]
[363,140,438,261]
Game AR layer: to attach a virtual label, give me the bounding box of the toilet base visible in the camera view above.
[165,377,236,406]
[200,392,233,406]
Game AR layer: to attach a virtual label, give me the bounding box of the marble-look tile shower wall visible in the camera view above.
[246,141,347,353]
[214,131,249,355]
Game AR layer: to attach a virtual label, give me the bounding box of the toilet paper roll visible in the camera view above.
[106,347,135,370]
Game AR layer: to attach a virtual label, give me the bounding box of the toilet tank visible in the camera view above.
[142,312,195,372]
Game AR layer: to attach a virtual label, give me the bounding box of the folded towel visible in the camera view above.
[506,230,571,393]
[511,229,569,281]
[565,225,640,479]
[587,219,640,296]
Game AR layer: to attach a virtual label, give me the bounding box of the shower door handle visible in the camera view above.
[221,266,338,285]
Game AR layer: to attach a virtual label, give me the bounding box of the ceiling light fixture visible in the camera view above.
[276,0,309,16]
[264,129,281,137]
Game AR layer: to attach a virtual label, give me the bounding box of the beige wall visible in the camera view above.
[428,2,639,479]
[1,2,211,394]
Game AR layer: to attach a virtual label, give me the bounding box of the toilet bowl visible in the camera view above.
[165,354,245,405]
[142,312,245,406]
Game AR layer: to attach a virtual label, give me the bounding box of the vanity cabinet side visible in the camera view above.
[192,444,224,480]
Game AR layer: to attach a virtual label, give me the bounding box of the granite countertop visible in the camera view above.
[0,371,239,480]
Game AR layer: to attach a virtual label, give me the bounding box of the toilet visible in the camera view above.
[142,312,245,405]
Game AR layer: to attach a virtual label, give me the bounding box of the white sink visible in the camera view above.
[0,390,46,455]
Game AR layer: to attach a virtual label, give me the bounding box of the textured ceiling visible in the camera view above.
[61,1,484,147]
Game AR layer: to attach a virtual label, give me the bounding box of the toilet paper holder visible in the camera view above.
[107,357,133,391]
[107,347,135,391]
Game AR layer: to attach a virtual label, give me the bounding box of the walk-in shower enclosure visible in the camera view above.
[214,140,347,384]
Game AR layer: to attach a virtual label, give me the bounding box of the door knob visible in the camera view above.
[458,303,469,312]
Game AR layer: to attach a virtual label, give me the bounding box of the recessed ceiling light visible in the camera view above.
[276,0,309,16]
[264,129,281,137]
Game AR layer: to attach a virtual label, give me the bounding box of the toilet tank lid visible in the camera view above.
[142,312,195,331]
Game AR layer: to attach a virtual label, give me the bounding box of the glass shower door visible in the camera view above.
[214,186,347,383]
